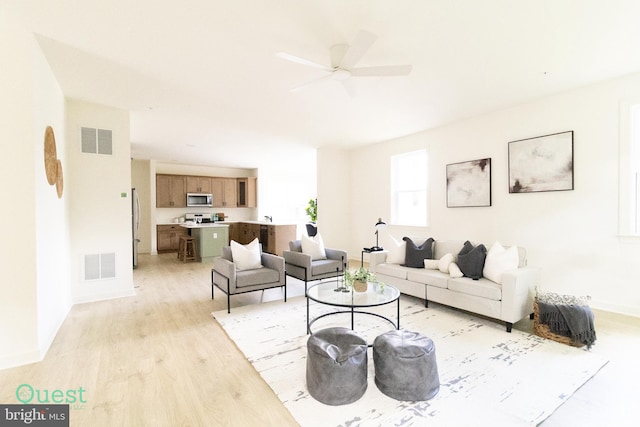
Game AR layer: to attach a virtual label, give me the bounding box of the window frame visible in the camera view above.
[619,98,640,239]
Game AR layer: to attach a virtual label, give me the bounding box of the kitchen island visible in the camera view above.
[180,223,229,262]
[225,221,297,256]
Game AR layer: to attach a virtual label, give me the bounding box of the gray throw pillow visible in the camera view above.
[457,241,487,280]
[403,237,435,268]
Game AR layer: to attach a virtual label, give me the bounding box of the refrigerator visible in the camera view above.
[132,188,140,268]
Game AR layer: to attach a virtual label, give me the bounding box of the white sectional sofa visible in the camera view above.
[369,239,540,332]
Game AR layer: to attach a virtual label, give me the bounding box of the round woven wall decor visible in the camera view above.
[44,126,58,185]
[55,159,64,198]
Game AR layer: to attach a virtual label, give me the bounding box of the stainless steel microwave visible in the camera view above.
[186,193,213,207]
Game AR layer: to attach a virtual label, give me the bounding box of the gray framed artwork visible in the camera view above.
[446,158,491,207]
[509,131,574,193]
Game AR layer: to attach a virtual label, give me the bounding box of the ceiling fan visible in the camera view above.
[276,30,412,95]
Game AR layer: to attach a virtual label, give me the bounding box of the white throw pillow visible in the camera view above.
[301,233,327,260]
[438,253,454,273]
[449,262,464,278]
[230,238,262,271]
[385,234,406,264]
[483,241,519,284]
[424,259,439,269]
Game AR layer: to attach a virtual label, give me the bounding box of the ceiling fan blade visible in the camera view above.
[339,30,377,69]
[341,79,356,97]
[276,52,332,71]
[330,44,349,68]
[350,64,413,77]
[289,74,332,92]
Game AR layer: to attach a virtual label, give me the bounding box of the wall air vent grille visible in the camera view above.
[81,127,113,155]
[84,253,116,280]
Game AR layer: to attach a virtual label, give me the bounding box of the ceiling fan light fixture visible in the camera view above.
[331,68,351,81]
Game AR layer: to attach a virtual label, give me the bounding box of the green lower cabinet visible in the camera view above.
[192,226,229,262]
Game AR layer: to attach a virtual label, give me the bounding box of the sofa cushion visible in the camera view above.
[231,238,263,271]
[483,241,519,284]
[302,233,327,260]
[376,263,409,280]
[438,253,454,273]
[403,237,434,268]
[310,259,342,276]
[457,241,487,280]
[449,262,464,278]
[448,277,502,301]
[433,241,465,260]
[407,268,449,289]
[236,267,279,288]
[385,235,406,264]
[424,259,439,269]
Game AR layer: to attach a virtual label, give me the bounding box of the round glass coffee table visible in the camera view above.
[305,278,401,336]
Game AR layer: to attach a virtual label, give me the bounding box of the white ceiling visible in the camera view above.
[6,0,640,168]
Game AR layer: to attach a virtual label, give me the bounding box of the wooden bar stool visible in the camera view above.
[178,235,197,262]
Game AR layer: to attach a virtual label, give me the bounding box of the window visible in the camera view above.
[619,99,640,236]
[391,149,428,226]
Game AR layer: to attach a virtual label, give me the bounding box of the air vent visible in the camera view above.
[84,253,116,280]
[81,127,112,155]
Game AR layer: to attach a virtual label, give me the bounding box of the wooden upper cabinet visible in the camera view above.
[156,174,186,208]
[186,176,212,194]
[237,177,257,208]
[212,177,237,207]
[157,174,256,209]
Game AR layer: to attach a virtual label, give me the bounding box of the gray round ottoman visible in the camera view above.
[373,330,440,401]
[306,327,368,405]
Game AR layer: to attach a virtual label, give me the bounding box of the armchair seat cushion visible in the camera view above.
[311,259,343,276]
[236,267,281,288]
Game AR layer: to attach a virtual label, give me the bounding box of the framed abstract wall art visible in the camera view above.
[446,158,491,207]
[508,131,574,193]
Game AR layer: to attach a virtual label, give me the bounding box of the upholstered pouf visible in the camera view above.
[373,330,440,401]
[306,327,368,405]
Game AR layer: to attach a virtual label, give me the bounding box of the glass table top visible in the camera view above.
[306,278,400,308]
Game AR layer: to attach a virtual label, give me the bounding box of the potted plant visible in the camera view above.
[305,198,318,236]
[344,267,377,292]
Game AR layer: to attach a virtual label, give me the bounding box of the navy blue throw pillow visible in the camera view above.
[403,237,435,268]
[457,241,487,280]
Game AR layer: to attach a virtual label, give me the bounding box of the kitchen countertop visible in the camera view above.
[225,220,297,226]
[179,222,230,228]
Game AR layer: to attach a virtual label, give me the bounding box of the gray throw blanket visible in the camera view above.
[537,301,597,349]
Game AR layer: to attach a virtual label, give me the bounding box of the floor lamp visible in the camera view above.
[371,218,387,251]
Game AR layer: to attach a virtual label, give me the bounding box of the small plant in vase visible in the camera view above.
[344,267,377,292]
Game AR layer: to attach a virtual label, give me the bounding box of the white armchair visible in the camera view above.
[212,245,286,313]
[283,240,347,290]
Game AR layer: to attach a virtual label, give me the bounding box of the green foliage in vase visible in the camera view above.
[344,267,376,285]
[305,198,317,223]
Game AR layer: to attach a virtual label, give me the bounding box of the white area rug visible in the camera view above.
[212,296,607,427]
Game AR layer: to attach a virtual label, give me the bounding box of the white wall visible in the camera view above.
[33,33,72,357]
[66,100,135,303]
[337,72,640,317]
[317,147,351,250]
[0,12,71,369]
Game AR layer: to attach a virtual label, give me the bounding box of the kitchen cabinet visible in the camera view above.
[212,177,237,207]
[266,224,296,256]
[156,175,186,208]
[236,222,260,244]
[237,177,257,208]
[157,224,189,253]
[186,176,212,194]
[190,225,229,262]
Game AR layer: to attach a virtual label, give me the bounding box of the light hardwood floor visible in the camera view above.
[1,253,638,426]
